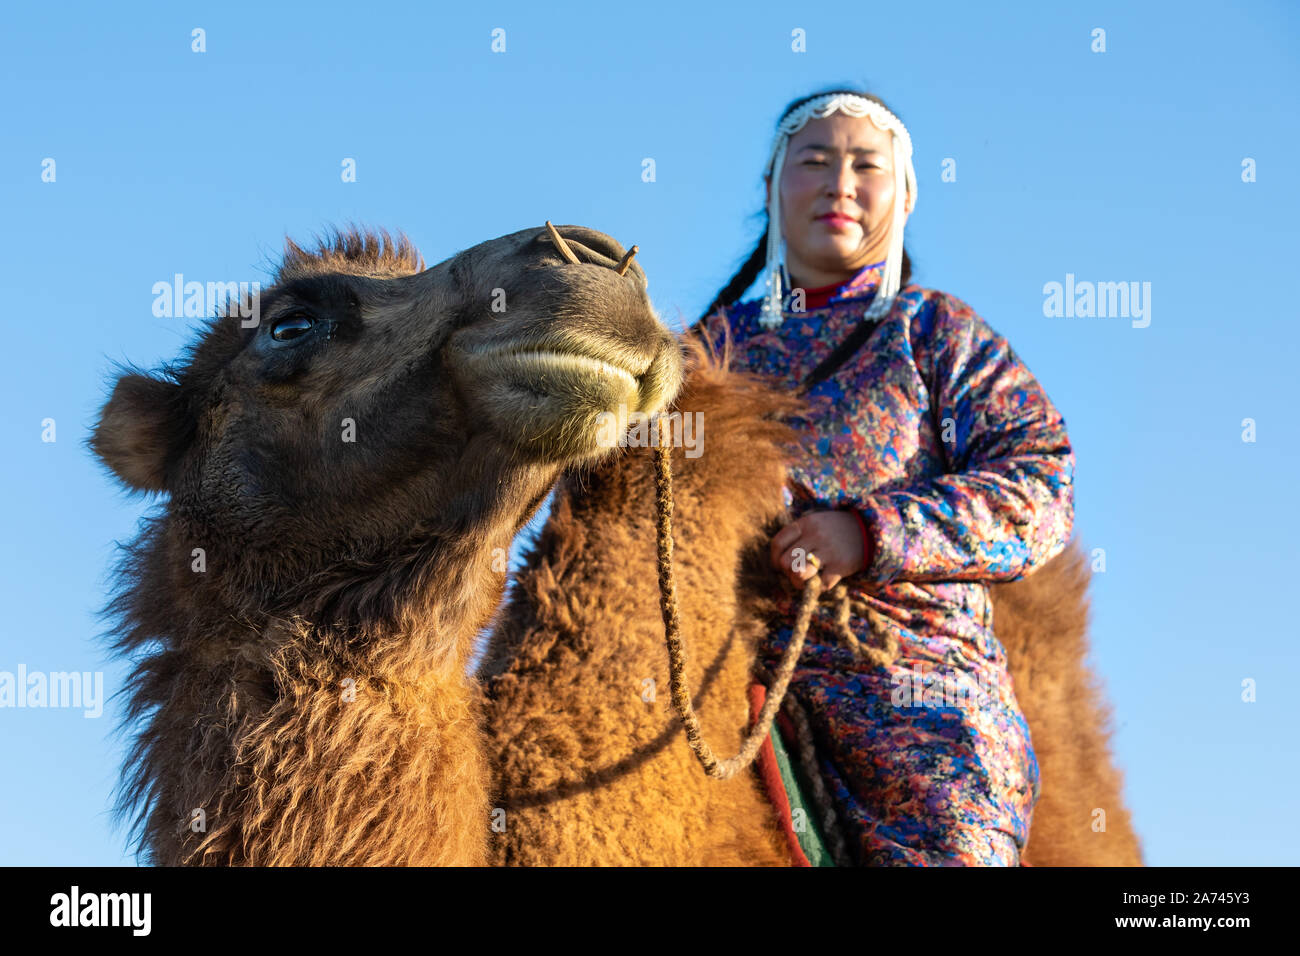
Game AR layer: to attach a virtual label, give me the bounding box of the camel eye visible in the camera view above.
[271,314,315,342]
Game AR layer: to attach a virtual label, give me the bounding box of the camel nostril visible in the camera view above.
[541,223,639,277]
[565,226,624,263]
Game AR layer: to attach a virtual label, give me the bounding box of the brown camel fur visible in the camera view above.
[91,225,683,865]
[479,335,802,865]
[481,331,1143,866]
[992,537,1143,865]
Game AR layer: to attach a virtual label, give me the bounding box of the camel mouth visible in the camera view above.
[453,336,680,461]
[474,347,643,393]
[458,339,656,411]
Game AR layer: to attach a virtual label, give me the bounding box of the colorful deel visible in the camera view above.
[695,259,1074,865]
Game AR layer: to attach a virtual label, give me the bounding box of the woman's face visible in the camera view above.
[767,112,912,289]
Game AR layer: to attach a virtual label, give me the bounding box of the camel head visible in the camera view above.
[89,225,683,617]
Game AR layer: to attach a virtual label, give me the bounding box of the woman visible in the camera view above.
[690,88,1075,866]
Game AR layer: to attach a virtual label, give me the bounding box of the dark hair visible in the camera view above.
[696,86,914,326]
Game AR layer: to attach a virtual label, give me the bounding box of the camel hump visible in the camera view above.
[992,539,1143,866]
[990,537,1092,661]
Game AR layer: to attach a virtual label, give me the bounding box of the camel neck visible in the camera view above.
[121,518,509,864]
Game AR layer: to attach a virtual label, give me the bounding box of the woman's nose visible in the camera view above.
[828,162,856,196]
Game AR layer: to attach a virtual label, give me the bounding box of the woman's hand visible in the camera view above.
[770,510,866,591]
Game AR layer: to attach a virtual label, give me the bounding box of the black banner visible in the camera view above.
[0,865,1281,942]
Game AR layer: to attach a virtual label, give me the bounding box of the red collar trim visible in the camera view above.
[791,260,887,311]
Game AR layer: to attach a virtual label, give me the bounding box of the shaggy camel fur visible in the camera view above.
[91,225,683,865]
[481,332,1143,866]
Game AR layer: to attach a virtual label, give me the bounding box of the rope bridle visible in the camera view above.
[652,303,901,781]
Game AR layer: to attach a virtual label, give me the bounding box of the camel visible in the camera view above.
[95,225,1140,866]
[91,224,684,865]
[480,331,1144,866]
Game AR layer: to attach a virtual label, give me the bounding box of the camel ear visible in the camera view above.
[89,371,191,493]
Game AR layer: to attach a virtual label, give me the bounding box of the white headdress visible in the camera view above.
[758,92,917,330]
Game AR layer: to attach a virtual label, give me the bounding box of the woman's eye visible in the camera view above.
[271,315,315,341]
[802,160,879,170]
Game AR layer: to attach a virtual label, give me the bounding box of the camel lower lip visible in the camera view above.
[501,350,637,390]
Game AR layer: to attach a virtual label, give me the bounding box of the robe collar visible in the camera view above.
[791,258,888,311]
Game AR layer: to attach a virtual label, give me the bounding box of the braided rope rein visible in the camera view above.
[774,677,855,866]
[652,441,815,779]
[651,436,900,781]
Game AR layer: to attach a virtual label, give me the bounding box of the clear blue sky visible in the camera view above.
[1,1,1296,866]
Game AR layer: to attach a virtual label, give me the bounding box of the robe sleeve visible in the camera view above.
[854,295,1075,585]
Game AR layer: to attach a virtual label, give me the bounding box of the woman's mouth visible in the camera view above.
[818,214,858,229]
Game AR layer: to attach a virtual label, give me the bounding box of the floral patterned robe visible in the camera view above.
[693,259,1075,865]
